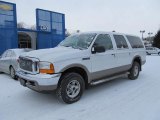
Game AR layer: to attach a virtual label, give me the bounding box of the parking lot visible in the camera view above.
[1,56,160,120]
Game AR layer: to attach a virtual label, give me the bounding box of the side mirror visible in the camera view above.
[92,46,105,54]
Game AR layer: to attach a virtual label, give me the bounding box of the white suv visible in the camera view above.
[146,47,160,55]
[17,32,146,104]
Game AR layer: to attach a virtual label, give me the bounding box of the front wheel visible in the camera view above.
[128,62,140,80]
[10,66,17,80]
[57,73,85,104]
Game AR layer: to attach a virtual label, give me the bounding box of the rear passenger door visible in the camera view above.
[91,34,116,79]
[113,35,131,68]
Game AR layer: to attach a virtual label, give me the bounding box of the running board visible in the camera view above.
[90,73,128,86]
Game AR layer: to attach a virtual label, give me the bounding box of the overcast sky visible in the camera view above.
[4,0,160,37]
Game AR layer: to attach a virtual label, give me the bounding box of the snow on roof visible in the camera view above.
[71,31,140,38]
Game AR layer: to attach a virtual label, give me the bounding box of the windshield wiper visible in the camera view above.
[61,45,72,47]
[65,46,71,47]
[72,46,84,50]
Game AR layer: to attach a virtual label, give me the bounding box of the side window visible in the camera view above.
[114,35,129,49]
[94,34,113,50]
[147,48,149,50]
[6,50,12,57]
[126,35,144,48]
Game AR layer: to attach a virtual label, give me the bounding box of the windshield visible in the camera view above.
[59,33,96,49]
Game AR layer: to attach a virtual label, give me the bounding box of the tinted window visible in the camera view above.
[126,35,144,48]
[94,34,113,50]
[146,47,150,50]
[114,35,128,49]
[147,48,152,50]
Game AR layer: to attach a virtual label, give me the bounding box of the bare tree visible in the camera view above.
[153,30,160,48]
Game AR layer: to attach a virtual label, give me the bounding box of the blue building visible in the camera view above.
[0,1,65,55]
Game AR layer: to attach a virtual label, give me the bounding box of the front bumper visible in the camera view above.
[16,71,61,92]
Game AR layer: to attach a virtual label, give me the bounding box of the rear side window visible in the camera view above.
[114,35,128,49]
[94,34,113,50]
[126,35,144,48]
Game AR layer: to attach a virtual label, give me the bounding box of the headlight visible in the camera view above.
[38,61,55,74]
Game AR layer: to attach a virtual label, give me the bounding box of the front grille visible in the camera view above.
[19,57,33,72]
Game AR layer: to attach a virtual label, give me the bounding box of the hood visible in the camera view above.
[20,46,88,62]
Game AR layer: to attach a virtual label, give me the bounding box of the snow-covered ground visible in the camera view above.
[1,56,160,120]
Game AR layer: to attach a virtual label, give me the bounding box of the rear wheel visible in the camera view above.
[128,62,140,80]
[57,73,85,104]
[158,52,160,56]
[10,66,17,80]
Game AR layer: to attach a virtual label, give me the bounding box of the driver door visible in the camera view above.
[90,34,117,80]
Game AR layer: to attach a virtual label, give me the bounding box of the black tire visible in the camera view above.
[128,62,140,80]
[158,52,160,56]
[10,66,17,80]
[57,73,85,104]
